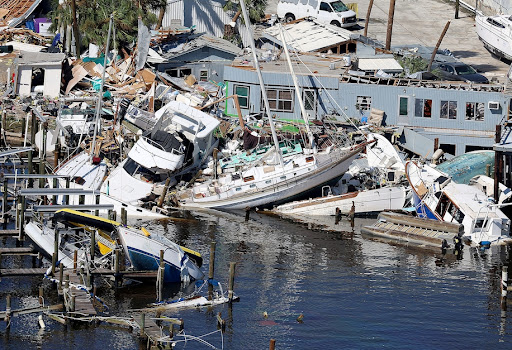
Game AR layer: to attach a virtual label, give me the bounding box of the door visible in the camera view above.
[303,89,317,119]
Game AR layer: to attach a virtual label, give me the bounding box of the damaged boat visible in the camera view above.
[476,13,512,61]
[406,161,511,246]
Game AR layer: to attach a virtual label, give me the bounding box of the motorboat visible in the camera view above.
[101,100,220,206]
[475,14,512,61]
[25,209,203,282]
[405,161,511,246]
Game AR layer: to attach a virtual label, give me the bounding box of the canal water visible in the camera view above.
[0,209,511,349]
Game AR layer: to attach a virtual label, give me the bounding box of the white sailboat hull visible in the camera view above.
[476,15,512,61]
[179,145,363,210]
[25,222,75,267]
[274,186,407,216]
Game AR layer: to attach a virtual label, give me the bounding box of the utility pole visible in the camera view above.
[385,0,396,51]
[364,0,374,37]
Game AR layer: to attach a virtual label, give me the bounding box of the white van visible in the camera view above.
[277,0,357,28]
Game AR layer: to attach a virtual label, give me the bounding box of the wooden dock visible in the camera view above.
[133,313,175,348]
[66,274,97,316]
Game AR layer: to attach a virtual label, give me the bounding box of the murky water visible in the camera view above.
[0,210,511,349]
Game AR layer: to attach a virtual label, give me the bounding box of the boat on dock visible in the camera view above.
[405,161,512,246]
[25,209,203,282]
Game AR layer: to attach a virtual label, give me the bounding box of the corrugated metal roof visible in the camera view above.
[263,19,356,52]
[0,0,43,27]
[158,33,241,60]
[357,57,403,72]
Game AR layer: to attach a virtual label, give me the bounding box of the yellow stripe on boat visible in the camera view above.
[141,227,151,237]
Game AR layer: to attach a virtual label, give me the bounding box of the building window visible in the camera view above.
[440,100,457,119]
[465,102,484,121]
[263,88,294,112]
[166,68,191,78]
[356,96,371,111]
[399,96,408,116]
[440,143,456,156]
[199,70,208,82]
[303,90,316,111]
[414,98,432,118]
[234,85,250,108]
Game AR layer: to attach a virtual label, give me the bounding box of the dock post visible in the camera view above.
[64,274,69,290]
[245,207,250,221]
[18,195,26,241]
[64,177,70,205]
[495,125,503,203]
[157,177,171,208]
[52,228,59,276]
[95,195,100,216]
[90,230,96,261]
[121,207,127,226]
[228,262,236,303]
[30,110,36,147]
[58,262,64,291]
[27,149,33,188]
[52,178,58,205]
[53,143,60,169]
[38,286,43,306]
[486,164,491,178]
[73,250,77,273]
[269,339,276,350]
[21,116,26,139]
[139,313,146,338]
[2,177,7,225]
[115,249,120,288]
[15,194,21,230]
[157,250,164,301]
[208,242,216,300]
[5,294,11,328]
[1,110,6,147]
[502,266,508,311]
[70,294,75,312]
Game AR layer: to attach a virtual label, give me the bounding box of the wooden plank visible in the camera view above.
[0,247,35,255]
[0,268,48,276]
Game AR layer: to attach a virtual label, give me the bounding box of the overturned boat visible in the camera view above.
[101,100,220,206]
[406,161,511,246]
[25,209,203,282]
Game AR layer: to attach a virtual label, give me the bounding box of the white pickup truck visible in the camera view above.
[277,0,357,28]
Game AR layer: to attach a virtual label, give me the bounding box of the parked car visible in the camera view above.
[432,62,489,83]
[276,0,357,28]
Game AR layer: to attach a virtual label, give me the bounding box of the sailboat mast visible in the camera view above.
[278,23,315,150]
[239,0,283,167]
[89,13,114,162]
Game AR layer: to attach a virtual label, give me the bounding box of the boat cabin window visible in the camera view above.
[465,102,484,121]
[436,193,451,217]
[474,218,488,229]
[440,100,457,119]
[234,85,250,108]
[487,18,505,28]
[448,203,465,224]
[415,98,432,118]
[243,175,255,182]
[123,158,158,182]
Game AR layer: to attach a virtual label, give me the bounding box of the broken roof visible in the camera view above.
[357,57,403,73]
[263,19,357,52]
[18,51,65,65]
[0,0,43,28]
[154,32,241,60]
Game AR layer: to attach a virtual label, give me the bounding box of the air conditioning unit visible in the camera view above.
[488,101,500,110]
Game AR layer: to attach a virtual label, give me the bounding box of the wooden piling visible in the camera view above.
[228,262,236,303]
[52,228,59,276]
[139,313,146,337]
[269,339,276,350]
[208,242,216,299]
[5,294,11,328]
[18,195,25,241]
[64,274,70,289]
[73,250,77,273]
[70,294,76,312]
[38,158,45,189]
[157,177,171,208]
[158,250,164,301]
[21,115,26,139]
[495,125,502,203]
[90,230,96,261]
[30,110,36,146]
[38,286,43,306]
[95,195,100,216]
[455,0,459,19]
[245,207,250,221]
[2,177,7,224]
[427,21,451,72]
[64,177,70,205]
[385,0,396,50]
[121,207,127,226]
[53,143,60,169]
[363,0,374,37]
[115,249,120,288]
[216,312,226,331]
[27,149,33,188]
[502,266,508,311]
[58,262,64,291]
[52,178,58,205]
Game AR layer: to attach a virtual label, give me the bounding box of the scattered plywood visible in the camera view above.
[65,65,88,94]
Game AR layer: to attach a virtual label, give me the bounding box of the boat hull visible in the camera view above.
[118,227,203,282]
[180,145,364,210]
[475,15,512,61]
[274,186,407,216]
